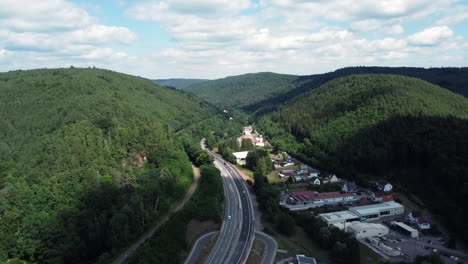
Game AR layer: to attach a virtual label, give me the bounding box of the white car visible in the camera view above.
[228,215,232,220]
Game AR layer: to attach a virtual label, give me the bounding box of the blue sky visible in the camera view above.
[0,0,467,79]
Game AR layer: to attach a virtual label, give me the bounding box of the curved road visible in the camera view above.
[203,149,255,264]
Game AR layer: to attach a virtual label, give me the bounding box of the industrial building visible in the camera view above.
[319,210,360,225]
[288,191,354,206]
[348,201,404,222]
[391,221,419,238]
[320,201,404,225]
[347,222,389,239]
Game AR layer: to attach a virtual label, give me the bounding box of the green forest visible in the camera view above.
[0,68,217,263]
[152,78,208,90]
[257,74,468,241]
[183,67,468,112]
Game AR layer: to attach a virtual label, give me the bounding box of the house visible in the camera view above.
[342,182,357,193]
[279,169,295,179]
[416,216,431,230]
[407,211,422,223]
[298,165,308,173]
[329,174,339,183]
[232,151,249,165]
[243,126,253,135]
[308,167,320,177]
[376,181,393,192]
[223,109,229,113]
[373,192,394,202]
[312,178,321,185]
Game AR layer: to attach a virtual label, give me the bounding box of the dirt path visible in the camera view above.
[111,164,201,264]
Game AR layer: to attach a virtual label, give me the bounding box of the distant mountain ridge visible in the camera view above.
[153,78,208,89]
[184,67,468,111]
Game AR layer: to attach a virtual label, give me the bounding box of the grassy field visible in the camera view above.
[235,165,254,180]
[264,224,331,263]
[246,238,265,264]
[359,242,386,264]
[266,165,297,183]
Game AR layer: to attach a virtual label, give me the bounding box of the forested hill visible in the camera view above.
[153,78,208,90]
[184,72,301,109]
[0,68,216,263]
[258,74,468,241]
[184,67,468,111]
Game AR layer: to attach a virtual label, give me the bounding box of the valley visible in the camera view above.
[1,67,467,264]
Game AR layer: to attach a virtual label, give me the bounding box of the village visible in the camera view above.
[232,125,467,264]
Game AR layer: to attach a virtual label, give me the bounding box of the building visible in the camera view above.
[329,174,339,183]
[288,191,354,206]
[243,126,252,135]
[308,167,320,177]
[416,216,431,230]
[349,201,404,222]
[320,211,360,225]
[391,221,419,238]
[232,151,249,165]
[376,181,393,192]
[289,255,317,264]
[373,192,394,202]
[311,178,321,185]
[342,182,357,193]
[347,222,389,239]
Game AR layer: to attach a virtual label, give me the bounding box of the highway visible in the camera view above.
[204,148,255,264]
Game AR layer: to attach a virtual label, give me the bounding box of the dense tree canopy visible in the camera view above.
[0,68,217,263]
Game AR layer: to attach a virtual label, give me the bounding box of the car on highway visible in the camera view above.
[228,215,231,220]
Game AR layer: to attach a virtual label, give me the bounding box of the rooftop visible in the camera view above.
[319,210,359,222]
[232,151,249,159]
[348,222,389,232]
[349,201,403,215]
[291,191,353,202]
[392,221,418,233]
[296,254,317,264]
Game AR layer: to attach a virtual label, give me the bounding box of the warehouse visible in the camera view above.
[391,221,419,238]
[349,201,404,222]
[347,222,389,239]
[319,210,360,225]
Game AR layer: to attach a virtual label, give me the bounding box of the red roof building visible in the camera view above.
[289,191,353,205]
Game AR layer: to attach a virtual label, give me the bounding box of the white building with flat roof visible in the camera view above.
[232,151,249,165]
[347,222,389,239]
[319,210,360,225]
[349,201,404,222]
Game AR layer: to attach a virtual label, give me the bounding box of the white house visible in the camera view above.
[308,167,320,177]
[243,126,253,135]
[384,183,393,192]
[312,178,321,185]
[232,151,249,165]
[342,182,357,193]
[329,175,339,183]
[416,216,431,230]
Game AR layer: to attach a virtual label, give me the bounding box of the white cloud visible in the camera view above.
[67,25,138,45]
[0,0,95,32]
[408,26,454,46]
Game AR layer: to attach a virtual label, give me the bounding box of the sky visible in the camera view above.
[0,0,467,79]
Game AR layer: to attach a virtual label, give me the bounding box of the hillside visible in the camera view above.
[258,74,468,240]
[153,78,208,89]
[185,72,301,109]
[184,67,468,111]
[0,68,216,263]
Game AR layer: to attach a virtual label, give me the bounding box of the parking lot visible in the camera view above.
[367,227,467,263]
